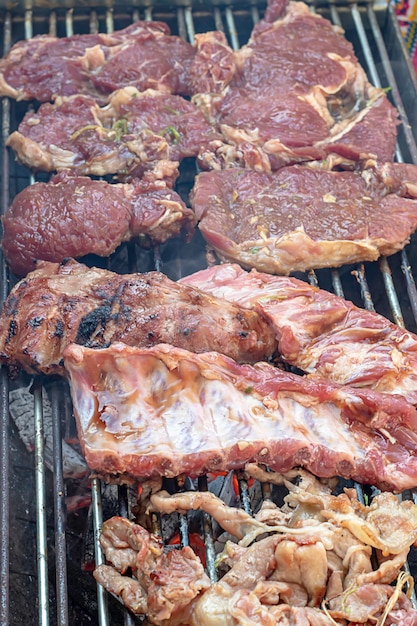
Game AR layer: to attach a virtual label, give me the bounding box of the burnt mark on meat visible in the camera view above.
[76,306,111,344]
[239,331,248,338]
[27,316,44,329]
[54,320,64,338]
[6,320,17,344]
[183,328,190,336]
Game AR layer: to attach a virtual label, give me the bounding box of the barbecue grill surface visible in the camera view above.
[1,1,417,624]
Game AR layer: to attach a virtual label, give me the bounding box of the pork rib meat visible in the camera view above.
[0,259,276,376]
[63,341,417,491]
[189,162,417,274]
[2,169,195,277]
[181,262,417,404]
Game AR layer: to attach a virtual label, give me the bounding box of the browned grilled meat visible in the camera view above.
[0,259,276,376]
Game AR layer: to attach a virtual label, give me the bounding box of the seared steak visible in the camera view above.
[189,162,417,274]
[2,169,195,277]
[0,259,276,376]
[64,341,417,491]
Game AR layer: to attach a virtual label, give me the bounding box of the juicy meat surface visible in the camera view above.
[0,21,197,102]
[0,259,276,376]
[6,87,221,176]
[180,263,417,404]
[196,0,398,171]
[2,169,195,277]
[189,163,417,274]
[63,341,417,491]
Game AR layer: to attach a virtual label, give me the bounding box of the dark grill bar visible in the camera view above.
[1,1,417,624]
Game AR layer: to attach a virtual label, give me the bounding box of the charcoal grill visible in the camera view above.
[1,0,417,624]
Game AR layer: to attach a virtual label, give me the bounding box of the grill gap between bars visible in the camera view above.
[0,1,417,624]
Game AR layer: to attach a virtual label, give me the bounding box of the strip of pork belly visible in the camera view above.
[63,341,417,490]
[1,169,195,277]
[180,263,417,404]
[189,164,417,274]
[6,87,221,177]
[0,260,275,376]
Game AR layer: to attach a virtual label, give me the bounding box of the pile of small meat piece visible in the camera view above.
[94,472,417,624]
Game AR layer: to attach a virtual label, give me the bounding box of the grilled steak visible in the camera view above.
[6,87,221,176]
[64,341,417,491]
[181,263,417,404]
[0,259,276,376]
[197,0,398,171]
[189,163,417,274]
[0,21,195,102]
[2,169,195,277]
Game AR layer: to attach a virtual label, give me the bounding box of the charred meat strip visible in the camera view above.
[2,169,195,277]
[0,259,276,376]
[64,341,417,491]
[197,0,398,171]
[0,21,200,102]
[189,162,417,274]
[6,87,222,177]
[181,262,417,404]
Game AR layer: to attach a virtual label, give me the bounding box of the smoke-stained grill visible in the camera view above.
[1,0,417,624]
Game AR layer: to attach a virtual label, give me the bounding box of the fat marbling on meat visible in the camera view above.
[196,0,398,171]
[2,168,195,277]
[189,162,417,274]
[181,262,417,405]
[0,20,230,102]
[63,341,417,491]
[6,87,222,176]
[0,259,276,376]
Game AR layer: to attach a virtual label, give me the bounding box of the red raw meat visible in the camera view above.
[2,169,195,277]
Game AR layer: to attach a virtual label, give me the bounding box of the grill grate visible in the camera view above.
[1,1,417,624]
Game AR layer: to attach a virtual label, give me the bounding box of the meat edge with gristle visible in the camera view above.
[0,259,276,376]
[63,341,417,491]
[6,87,222,177]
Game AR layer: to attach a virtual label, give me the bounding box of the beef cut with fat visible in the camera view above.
[189,162,417,274]
[0,259,276,376]
[197,0,398,171]
[6,87,221,177]
[0,21,197,102]
[181,262,417,405]
[63,341,417,492]
[2,169,195,277]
